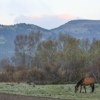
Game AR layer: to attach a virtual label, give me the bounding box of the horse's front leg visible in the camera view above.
[84,86,86,93]
[80,86,82,93]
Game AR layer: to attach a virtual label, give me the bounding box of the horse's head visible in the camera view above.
[75,85,78,93]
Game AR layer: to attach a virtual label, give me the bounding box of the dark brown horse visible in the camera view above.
[75,77,95,93]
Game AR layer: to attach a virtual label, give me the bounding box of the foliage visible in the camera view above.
[0,32,100,83]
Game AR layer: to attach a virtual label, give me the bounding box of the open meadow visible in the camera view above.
[0,83,100,100]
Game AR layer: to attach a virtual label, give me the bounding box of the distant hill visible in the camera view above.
[50,20,100,39]
[0,20,100,59]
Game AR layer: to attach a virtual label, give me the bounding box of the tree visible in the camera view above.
[3,64,15,82]
[14,30,42,67]
[14,34,28,66]
[0,58,10,69]
[57,33,87,81]
[37,39,58,63]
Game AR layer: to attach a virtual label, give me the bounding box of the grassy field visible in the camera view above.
[0,83,100,100]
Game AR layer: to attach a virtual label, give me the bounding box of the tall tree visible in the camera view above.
[37,39,58,63]
[14,30,42,67]
[14,34,29,66]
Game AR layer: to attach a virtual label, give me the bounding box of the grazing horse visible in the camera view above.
[75,77,95,93]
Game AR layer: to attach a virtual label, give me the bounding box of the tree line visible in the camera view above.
[0,30,100,84]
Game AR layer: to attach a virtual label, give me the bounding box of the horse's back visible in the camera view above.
[81,77,95,85]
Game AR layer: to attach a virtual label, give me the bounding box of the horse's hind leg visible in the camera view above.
[90,84,94,92]
[84,86,86,93]
[92,84,94,92]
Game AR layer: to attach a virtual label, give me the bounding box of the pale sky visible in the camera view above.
[0,0,100,29]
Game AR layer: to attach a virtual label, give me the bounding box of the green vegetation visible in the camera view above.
[0,83,100,100]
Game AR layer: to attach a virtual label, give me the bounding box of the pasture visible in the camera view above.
[0,83,100,100]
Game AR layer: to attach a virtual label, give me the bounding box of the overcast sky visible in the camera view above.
[0,0,100,29]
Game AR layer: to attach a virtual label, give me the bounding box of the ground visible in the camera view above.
[0,93,75,100]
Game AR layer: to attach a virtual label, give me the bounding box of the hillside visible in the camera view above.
[0,20,100,59]
[50,20,100,39]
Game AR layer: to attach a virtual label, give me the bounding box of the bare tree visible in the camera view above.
[14,30,42,67]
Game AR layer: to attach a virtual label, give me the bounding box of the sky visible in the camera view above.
[0,0,100,29]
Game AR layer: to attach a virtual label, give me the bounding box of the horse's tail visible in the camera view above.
[92,84,95,92]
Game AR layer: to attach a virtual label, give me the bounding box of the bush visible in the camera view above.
[52,80,66,84]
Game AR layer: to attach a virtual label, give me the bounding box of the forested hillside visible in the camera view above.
[0,23,50,59]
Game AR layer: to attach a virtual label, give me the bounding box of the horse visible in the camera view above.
[75,77,95,93]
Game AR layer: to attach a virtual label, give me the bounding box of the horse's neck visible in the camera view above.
[76,84,80,87]
[77,78,84,87]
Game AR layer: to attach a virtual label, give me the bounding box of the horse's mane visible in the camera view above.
[76,78,84,87]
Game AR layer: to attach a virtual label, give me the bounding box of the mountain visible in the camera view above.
[50,20,100,39]
[0,20,100,59]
